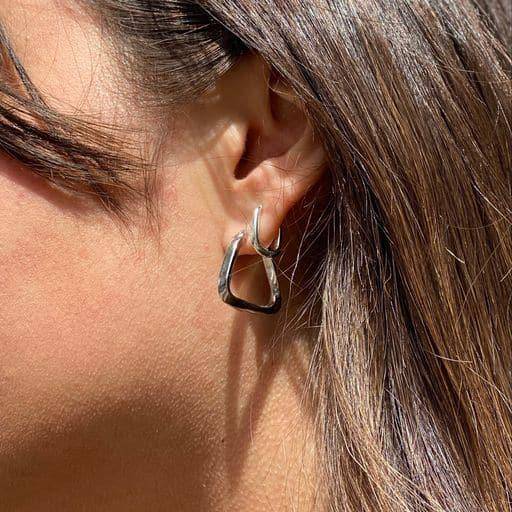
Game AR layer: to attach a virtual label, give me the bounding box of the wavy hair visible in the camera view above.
[1,1,511,510]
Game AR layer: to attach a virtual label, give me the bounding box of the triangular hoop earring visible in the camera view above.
[218,206,282,314]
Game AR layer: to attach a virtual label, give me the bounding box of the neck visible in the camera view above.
[2,314,321,512]
[217,318,320,511]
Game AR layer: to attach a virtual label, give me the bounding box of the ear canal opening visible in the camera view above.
[234,77,305,182]
[234,127,259,180]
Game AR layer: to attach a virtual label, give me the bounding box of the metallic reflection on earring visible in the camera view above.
[218,205,282,314]
[250,205,281,258]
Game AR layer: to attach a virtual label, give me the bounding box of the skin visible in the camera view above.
[0,1,326,510]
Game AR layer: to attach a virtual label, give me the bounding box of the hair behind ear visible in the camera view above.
[200,2,512,511]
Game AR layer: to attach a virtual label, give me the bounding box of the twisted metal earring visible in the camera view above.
[218,205,282,314]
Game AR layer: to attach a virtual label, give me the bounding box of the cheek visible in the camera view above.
[0,156,231,456]
[0,155,219,402]
[0,156,145,396]
[0,157,110,340]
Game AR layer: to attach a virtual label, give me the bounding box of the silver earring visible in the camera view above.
[218,205,282,314]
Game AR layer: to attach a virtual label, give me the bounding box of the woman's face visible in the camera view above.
[0,0,248,502]
[1,0,227,477]
[1,1,319,509]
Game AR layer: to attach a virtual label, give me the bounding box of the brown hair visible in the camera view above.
[1,1,511,510]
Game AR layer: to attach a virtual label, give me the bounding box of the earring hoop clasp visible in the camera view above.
[250,205,282,258]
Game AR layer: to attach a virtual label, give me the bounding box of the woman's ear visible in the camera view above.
[213,54,327,254]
